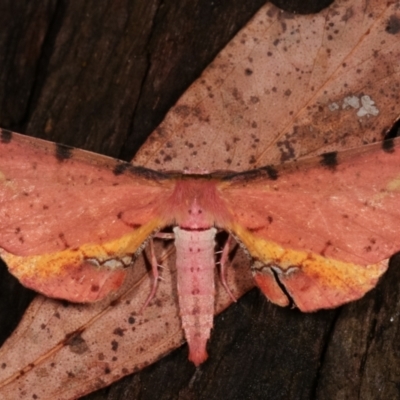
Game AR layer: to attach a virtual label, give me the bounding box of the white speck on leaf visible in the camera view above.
[357,95,379,117]
[328,102,339,111]
[342,96,360,109]
[341,95,379,117]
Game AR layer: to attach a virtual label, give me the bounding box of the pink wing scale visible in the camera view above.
[221,140,400,266]
[0,131,173,256]
[0,131,172,301]
[220,139,400,310]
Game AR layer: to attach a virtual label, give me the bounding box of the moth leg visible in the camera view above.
[154,232,175,240]
[219,235,237,302]
[141,238,161,312]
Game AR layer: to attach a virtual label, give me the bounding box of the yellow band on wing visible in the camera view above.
[1,219,161,281]
[229,222,388,310]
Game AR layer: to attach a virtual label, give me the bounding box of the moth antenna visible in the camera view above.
[219,235,237,302]
[140,239,161,312]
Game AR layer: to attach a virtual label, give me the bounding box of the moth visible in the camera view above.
[0,128,399,365]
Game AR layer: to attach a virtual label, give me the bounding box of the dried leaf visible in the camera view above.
[136,0,400,170]
[0,243,253,398]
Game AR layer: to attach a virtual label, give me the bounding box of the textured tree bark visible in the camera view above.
[1,1,399,399]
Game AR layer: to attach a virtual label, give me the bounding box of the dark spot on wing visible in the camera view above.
[113,162,130,175]
[261,165,279,180]
[320,151,338,169]
[382,138,395,153]
[244,68,253,76]
[386,15,400,35]
[221,169,257,181]
[91,284,100,292]
[222,164,279,182]
[0,129,12,143]
[58,232,70,249]
[113,162,168,180]
[320,240,332,256]
[55,143,73,161]
[248,226,264,233]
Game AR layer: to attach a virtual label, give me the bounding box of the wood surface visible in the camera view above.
[1,1,399,399]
